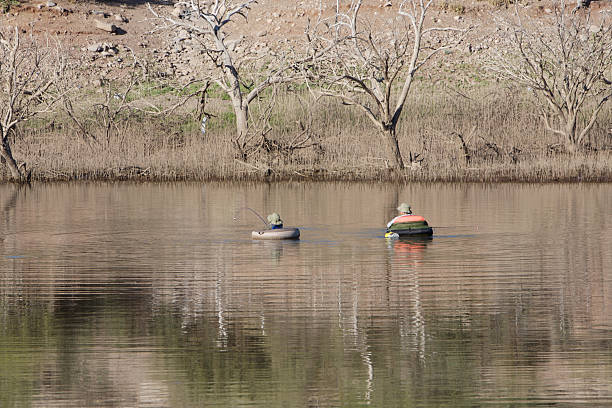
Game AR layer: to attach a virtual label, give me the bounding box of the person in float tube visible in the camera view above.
[386,203,412,229]
[267,212,283,230]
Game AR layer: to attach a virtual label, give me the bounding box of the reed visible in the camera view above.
[1,83,610,182]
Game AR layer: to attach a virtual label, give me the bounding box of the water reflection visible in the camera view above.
[388,236,431,256]
[0,182,611,407]
[251,240,301,263]
[386,236,432,363]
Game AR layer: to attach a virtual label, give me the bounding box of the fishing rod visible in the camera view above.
[243,207,268,227]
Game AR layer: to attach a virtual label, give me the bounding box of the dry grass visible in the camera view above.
[1,83,610,183]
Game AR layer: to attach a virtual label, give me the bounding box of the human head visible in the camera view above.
[397,203,412,214]
[267,212,283,226]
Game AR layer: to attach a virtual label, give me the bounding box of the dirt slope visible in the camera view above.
[1,0,611,84]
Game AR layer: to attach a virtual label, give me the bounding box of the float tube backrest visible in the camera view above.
[391,215,426,224]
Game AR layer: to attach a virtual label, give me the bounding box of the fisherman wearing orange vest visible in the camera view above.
[386,203,412,228]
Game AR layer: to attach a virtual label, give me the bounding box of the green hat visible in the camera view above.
[397,203,412,213]
[267,212,283,225]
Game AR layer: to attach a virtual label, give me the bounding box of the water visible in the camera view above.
[1,182,610,407]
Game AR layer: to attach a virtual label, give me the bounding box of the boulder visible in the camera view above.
[87,43,103,52]
[91,10,109,17]
[176,29,190,41]
[171,6,186,18]
[95,19,118,33]
[114,14,128,23]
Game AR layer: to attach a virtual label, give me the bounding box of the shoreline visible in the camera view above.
[2,160,610,183]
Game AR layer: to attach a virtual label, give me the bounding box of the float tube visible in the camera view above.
[386,215,433,237]
[252,227,300,240]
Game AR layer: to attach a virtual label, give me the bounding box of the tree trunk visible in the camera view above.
[565,116,579,153]
[381,127,405,170]
[235,105,248,142]
[0,136,24,180]
[232,102,250,159]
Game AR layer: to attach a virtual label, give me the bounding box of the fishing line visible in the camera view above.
[246,207,268,226]
[234,206,268,227]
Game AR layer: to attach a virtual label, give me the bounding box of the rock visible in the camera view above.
[171,6,187,18]
[589,25,600,34]
[176,29,190,41]
[87,43,103,52]
[95,19,118,33]
[101,43,119,54]
[91,10,109,17]
[114,14,128,23]
[46,1,56,6]
[577,0,591,8]
[257,30,267,37]
[53,6,68,14]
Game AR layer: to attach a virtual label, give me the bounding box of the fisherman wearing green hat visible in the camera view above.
[386,203,412,228]
[267,213,284,230]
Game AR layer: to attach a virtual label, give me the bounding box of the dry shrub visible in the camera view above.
[2,83,610,182]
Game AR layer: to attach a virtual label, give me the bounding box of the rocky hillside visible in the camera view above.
[1,0,611,85]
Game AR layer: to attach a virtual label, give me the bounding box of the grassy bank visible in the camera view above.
[2,83,611,183]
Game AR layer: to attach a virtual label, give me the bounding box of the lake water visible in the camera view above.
[1,182,611,407]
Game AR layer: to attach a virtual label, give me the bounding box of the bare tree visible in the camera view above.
[148,0,300,160]
[491,2,612,152]
[0,27,67,182]
[306,0,467,170]
[62,53,201,152]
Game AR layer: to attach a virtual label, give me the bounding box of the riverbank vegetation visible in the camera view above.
[4,81,610,182]
[1,0,611,183]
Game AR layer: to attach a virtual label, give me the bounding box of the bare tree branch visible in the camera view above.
[489,1,612,151]
[148,0,302,159]
[0,27,69,181]
[306,0,469,169]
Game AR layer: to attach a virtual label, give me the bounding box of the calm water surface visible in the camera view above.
[0,182,611,407]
